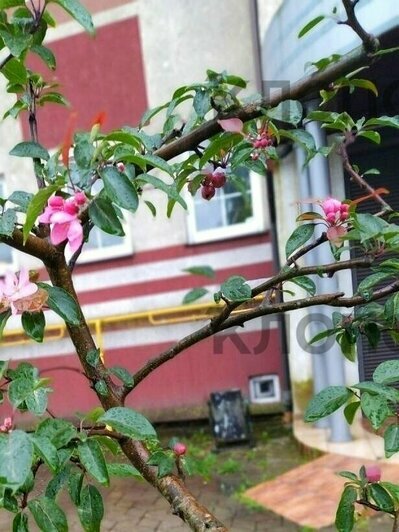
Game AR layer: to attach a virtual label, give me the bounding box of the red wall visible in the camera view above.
[23,17,148,147]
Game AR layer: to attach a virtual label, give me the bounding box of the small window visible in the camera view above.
[0,175,15,270]
[249,374,281,404]
[186,169,268,244]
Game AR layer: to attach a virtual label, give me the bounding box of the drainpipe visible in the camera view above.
[252,0,293,411]
[295,145,329,429]
[304,100,351,442]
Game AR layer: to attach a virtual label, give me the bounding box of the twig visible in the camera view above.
[338,137,392,212]
[340,0,379,54]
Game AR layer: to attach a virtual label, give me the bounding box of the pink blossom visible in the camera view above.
[0,269,38,315]
[218,118,244,134]
[0,417,12,433]
[39,192,88,255]
[319,197,350,245]
[172,442,187,456]
[365,464,381,483]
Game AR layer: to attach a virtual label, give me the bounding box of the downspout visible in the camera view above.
[252,0,292,412]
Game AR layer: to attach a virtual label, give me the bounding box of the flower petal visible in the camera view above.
[50,222,70,245]
[67,220,83,254]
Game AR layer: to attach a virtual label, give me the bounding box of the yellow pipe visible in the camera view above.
[2,296,263,348]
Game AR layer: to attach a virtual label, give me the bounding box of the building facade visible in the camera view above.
[0,0,285,420]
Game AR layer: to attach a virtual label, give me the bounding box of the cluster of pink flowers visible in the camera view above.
[320,198,350,245]
[0,417,12,433]
[218,118,274,161]
[0,269,38,315]
[39,192,88,255]
[200,166,227,200]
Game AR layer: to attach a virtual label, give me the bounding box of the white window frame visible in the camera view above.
[249,374,281,404]
[0,174,16,274]
[78,214,134,264]
[186,171,268,244]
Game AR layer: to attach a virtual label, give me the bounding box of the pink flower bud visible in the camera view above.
[0,417,12,433]
[260,137,270,148]
[74,191,87,206]
[64,201,79,215]
[218,118,244,134]
[365,465,381,483]
[211,168,226,189]
[201,184,216,201]
[251,152,260,161]
[321,198,342,216]
[326,212,337,223]
[117,162,125,173]
[173,442,187,456]
[48,196,64,208]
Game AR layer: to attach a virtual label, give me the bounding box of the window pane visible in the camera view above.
[194,196,224,230]
[226,196,253,225]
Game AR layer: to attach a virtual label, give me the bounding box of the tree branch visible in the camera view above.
[340,0,379,53]
[0,228,58,263]
[45,255,227,531]
[131,256,376,388]
[338,135,392,212]
[154,45,376,162]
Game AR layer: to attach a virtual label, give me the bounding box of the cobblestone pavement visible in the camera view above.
[0,474,300,531]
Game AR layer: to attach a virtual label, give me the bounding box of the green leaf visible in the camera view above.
[369,484,394,513]
[285,224,315,258]
[28,497,68,532]
[380,482,399,504]
[339,330,356,362]
[338,471,358,482]
[23,184,59,243]
[36,419,76,449]
[335,485,357,532]
[94,380,108,396]
[290,276,316,296]
[358,130,381,144]
[358,272,391,299]
[98,407,157,440]
[384,424,399,458]
[78,439,109,486]
[45,466,70,500]
[309,328,336,345]
[193,89,211,118]
[183,287,208,305]
[298,15,325,38]
[51,0,94,34]
[361,392,391,430]
[0,209,17,236]
[365,115,399,129]
[108,366,134,387]
[0,0,25,7]
[107,463,141,478]
[0,431,33,489]
[31,435,59,473]
[264,100,303,126]
[68,471,83,506]
[8,191,33,212]
[0,310,11,339]
[384,293,399,327]
[374,360,399,385]
[137,173,187,211]
[221,275,252,302]
[21,311,45,343]
[343,401,360,425]
[78,485,104,532]
[31,44,56,70]
[147,451,175,477]
[1,58,27,85]
[99,166,139,212]
[280,129,316,157]
[10,141,49,161]
[183,265,215,278]
[12,512,29,532]
[25,387,49,416]
[86,349,101,368]
[89,198,125,236]
[38,284,81,326]
[352,381,399,403]
[304,386,350,422]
